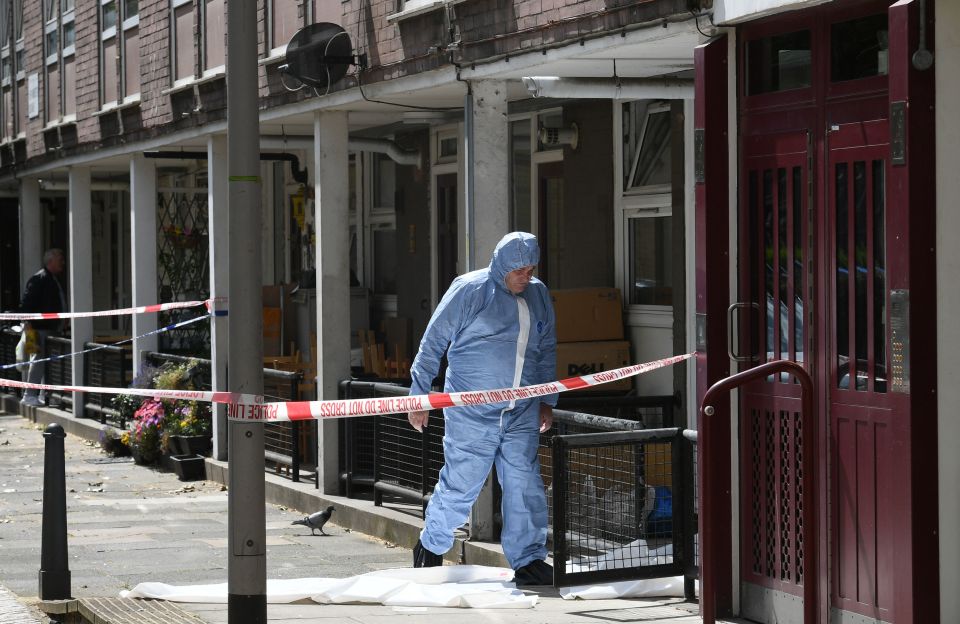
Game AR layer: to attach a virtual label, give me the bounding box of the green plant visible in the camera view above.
[165,401,212,437]
[98,426,129,457]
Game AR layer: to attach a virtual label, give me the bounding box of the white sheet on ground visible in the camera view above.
[121,565,537,609]
[559,538,695,600]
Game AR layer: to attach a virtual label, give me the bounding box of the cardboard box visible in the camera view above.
[551,288,624,343]
[556,340,632,393]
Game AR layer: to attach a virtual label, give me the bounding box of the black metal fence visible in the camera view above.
[551,426,698,594]
[338,380,445,505]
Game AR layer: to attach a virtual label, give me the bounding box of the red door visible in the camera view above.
[738,130,811,599]
[826,119,901,620]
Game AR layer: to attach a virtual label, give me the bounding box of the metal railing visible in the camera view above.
[699,360,815,624]
[550,424,698,593]
[82,342,132,426]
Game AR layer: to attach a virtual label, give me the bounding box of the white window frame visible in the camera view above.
[201,0,225,77]
[170,0,194,88]
[614,99,677,319]
[388,0,470,23]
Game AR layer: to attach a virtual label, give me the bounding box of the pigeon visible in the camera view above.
[292,505,335,536]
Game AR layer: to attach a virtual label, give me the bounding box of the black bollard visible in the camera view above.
[39,423,71,600]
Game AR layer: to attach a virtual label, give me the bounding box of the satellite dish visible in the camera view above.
[282,23,358,92]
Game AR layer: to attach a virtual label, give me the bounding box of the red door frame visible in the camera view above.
[710,1,940,622]
[887,2,939,622]
[694,34,732,619]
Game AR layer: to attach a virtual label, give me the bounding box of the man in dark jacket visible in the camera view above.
[19,248,66,406]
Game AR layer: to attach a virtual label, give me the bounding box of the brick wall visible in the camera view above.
[3,0,692,172]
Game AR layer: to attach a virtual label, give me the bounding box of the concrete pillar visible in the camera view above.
[19,178,41,290]
[129,155,157,373]
[467,80,510,269]
[464,80,509,540]
[314,110,349,495]
[68,167,93,416]
[208,135,229,460]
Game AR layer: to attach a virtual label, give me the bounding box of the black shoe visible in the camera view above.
[413,539,443,568]
[513,559,553,586]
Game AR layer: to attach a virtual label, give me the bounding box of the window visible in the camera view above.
[628,214,672,305]
[269,0,299,56]
[619,101,676,308]
[171,0,194,85]
[746,29,812,95]
[831,13,888,82]
[44,0,75,122]
[101,0,140,107]
[0,0,14,139]
[203,0,224,73]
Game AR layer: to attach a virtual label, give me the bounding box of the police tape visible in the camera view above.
[1,313,211,371]
[0,352,693,422]
[0,298,218,321]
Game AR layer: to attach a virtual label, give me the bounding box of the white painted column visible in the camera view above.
[208,135,229,460]
[314,110,349,494]
[465,80,509,540]
[19,178,42,290]
[467,80,510,269]
[937,2,960,619]
[68,167,93,416]
[129,155,157,372]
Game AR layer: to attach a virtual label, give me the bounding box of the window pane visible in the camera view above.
[174,4,193,80]
[510,119,531,233]
[854,160,867,390]
[272,0,299,50]
[831,13,888,82]
[103,36,118,103]
[45,29,57,57]
[102,1,116,30]
[630,109,671,188]
[373,228,397,294]
[13,0,21,40]
[439,135,457,159]
[763,169,775,366]
[204,0,224,69]
[778,168,788,363]
[872,160,886,392]
[47,63,59,119]
[123,0,138,18]
[836,162,849,388]
[61,0,74,12]
[123,26,139,96]
[1,56,9,82]
[62,20,74,49]
[44,0,56,21]
[62,54,74,115]
[628,216,672,306]
[372,153,395,210]
[746,30,811,95]
[0,1,10,48]
[793,166,804,365]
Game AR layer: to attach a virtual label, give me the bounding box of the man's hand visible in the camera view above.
[539,404,553,433]
[408,410,429,432]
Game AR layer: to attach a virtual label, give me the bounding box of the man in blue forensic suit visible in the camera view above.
[406,231,557,586]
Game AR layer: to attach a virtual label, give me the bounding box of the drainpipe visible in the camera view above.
[259,135,421,168]
[463,83,475,272]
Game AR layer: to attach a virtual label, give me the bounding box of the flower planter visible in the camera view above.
[170,434,211,456]
[170,454,206,481]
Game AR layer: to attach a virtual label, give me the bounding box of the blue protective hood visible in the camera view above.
[489,232,540,292]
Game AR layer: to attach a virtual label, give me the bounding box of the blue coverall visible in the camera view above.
[409,232,558,570]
